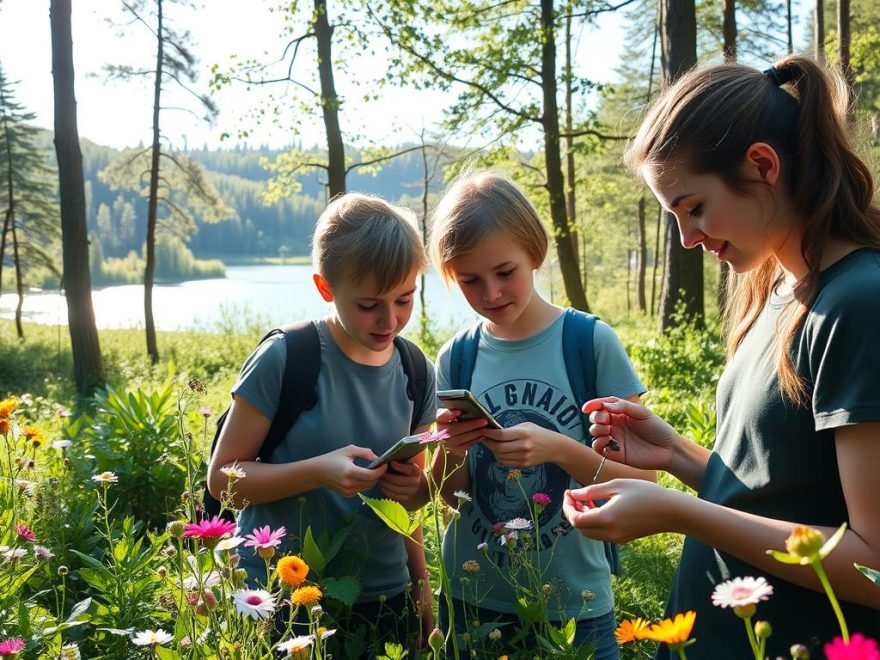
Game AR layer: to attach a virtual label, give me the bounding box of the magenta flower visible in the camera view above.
[824,633,880,660]
[243,525,286,558]
[199,406,213,418]
[16,525,35,543]
[0,637,25,656]
[183,516,237,542]
[418,428,450,444]
[532,493,551,506]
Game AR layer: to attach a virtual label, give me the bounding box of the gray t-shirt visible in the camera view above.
[662,249,880,659]
[436,311,646,620]
[233,320,436,601]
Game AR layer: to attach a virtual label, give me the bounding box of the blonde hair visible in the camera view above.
[311,193,427,293]
[429,171,548,282]
[626,55,880,405]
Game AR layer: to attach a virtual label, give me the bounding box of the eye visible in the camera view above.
[395,297,413,307]
[458,277,477,286]
[357,304,376,312]
[687,204,703,219]
[497,268,515,278]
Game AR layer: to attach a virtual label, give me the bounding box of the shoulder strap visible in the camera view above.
[257,320,320,461]
[561,307,598,438]
[448,322,482,390]
[393,335,430,434]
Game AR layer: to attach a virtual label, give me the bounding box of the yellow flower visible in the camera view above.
[22,426,45,448]
[643,611,697,644]
[615,618,650,643]
[0,398,16,417]
[276,555,309,588]
[290,585,322,607]
[768,523,847,565]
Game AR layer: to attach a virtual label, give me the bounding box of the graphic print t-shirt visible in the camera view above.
[436,312,645,620]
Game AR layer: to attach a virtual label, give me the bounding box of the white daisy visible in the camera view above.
[711,576,774,609]
[453,490,472,503]
[53,440,73,449]
[33,545,55,560]
[131,629,173,647]
[232,588,276,619]
[214,536,244,552]
[276,635,315,656]
[91,471,118,484]
[503,517,532,531]
[2,548,27,561]
[220,463,247,479]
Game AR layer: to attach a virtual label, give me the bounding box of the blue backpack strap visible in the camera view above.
[448,322,482,390]
[561,308,622,575]
[393,335,430,434]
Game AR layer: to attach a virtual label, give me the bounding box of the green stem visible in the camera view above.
[742,615,761,660]
[812,559,849,642]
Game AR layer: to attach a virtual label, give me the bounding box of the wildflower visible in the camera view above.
[277,554,310,587]
[770,523,846,566]
[318,628,335,640]
[57,565,69,576]
[754,621,772,641]
[499,531,518,547]
[232,588,277,619]
[91,471,118,484]
[199,406,213,418]
[14,480,35,495]
[532,492,551,507]
[711,576,774,610]
[615,618,649,644]
[22,426,45,448]
[489,628,502,641]
[311,605,323,618]
[504,518,532,531]
[131,629,173,647]
[33,545,54,560]
[462,559,481,574]
[214,536,244,553]
[55,406,71,418]
[477,542,488,553]
[0,638,25,656]
[221,462,247,479]
[581,589,595,601]
[491,522,505,536]
[642,610,697,645]
[0,398,17,417]
[454,490,472,504]
[824,633,880,660]
[276,635,315,658]
[60,642,80,659]
[0,419,9,434]
[418,428,450,444]
[290,585,322,607]
[2,548,27,562]
[188,378,206,393]
[506,468,522,482]
[182,570,221,590]
[166,520,186,539]
[16,525,36,542]
[790,644,811,660]
[244,525,286,559]
[182,516,237,545]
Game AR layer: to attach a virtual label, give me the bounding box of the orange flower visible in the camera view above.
[290,585,322,607]
[22,426,45,448]
[276,555,309,588]
[615,618,650,643]
[643,611,697,644]
[0,419,9,435]
[0,398,16,418]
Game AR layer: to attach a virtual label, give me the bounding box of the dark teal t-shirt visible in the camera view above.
[660,249,880,659]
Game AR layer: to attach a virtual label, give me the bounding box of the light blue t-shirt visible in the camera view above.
[233,320,436,601]
[436,311,645,620]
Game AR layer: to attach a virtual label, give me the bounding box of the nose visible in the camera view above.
[481,278,503,302]
[376,306,395,330]
[674,214,705,250]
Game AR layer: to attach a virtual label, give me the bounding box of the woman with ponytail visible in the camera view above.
[563,55,880,658]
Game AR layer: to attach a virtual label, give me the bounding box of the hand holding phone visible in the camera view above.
[437,389,502,430]
[368,433,437,469]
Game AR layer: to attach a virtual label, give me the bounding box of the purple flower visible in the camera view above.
[0,637,25,656]
[824,633,880,660]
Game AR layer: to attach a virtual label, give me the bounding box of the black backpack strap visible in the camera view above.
[448,322,482,390]
[257,320,321,461]
[561,308,598,439]
[393,335,430,434]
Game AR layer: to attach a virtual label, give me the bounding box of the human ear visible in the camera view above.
[743,142,781,186]
[312,273,334,302]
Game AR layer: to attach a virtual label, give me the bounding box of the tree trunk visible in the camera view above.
[10,206,23,338]
[313,0,346,198]
[1,101,14,299]
[786,0,793,53]
[659,0,703,331]
[837,0,854,119]
[636,195,647,313]
[722,0,737,61]
[540,0,589,312]
[50,0,105,395]
[815,0,825,60]
[564,12,579,267]
[144,0,164,364]
[651,202,661,316]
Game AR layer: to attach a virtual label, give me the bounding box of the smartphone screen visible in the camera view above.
[437,389,502,429]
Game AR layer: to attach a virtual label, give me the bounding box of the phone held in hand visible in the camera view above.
[437,389,503,430]
[368,434,437,469]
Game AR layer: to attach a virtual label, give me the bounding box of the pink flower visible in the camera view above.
[243,525,286,552]
[183,516,237,541]
[532,493,551,506]
[824,633,880,660]
[0,637,25,656]
[418,428,450,444]
[199,406,213,418]
[711,576,774,609]
[16,525,35,543]
[55,406,71,418]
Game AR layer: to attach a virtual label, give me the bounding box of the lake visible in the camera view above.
[0,264,480,332]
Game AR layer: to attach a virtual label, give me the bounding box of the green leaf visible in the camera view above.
[766,549,807,565]
[67,597,93,622]
[358,495,419,536]
[855,563,880,587]
[322,575,362,607]
[302,528,327,575]
[155,646,182,659]
[79,567,113,591]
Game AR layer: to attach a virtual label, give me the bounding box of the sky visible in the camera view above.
[0,0,629,153]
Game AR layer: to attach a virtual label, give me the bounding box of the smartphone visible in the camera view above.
[437,389,503,430]
[368,434,435,469]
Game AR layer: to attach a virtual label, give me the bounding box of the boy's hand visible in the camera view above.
[379,460,423,502]
[316,445,387,497]
[436,407,488,457]
[480,423,559,467]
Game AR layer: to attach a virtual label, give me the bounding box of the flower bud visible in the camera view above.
[733,604,756,619]
[166,520,186,539]
[428,628,445,653]
[58,565,69,576]
[235,568,248,582]
[157,566,168,578]
[790,643,810,660]
[489,628,502,641]
[785,526,825,560]
[257,546,276,559]
[754,620,772,640]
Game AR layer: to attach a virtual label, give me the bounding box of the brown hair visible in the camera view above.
[311,192,427,293]
[625,55,880,405]
[429,171,548,282]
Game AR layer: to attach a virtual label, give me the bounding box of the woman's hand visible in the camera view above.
[379,460,423,502]
[563,479,684,543]
[583,397,682,472]
[480,423,560,467]
[436,407,489,457]
[313,445,387,497]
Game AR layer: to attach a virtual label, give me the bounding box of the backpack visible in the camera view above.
[203,320,430,522]
[447,307,622,575]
